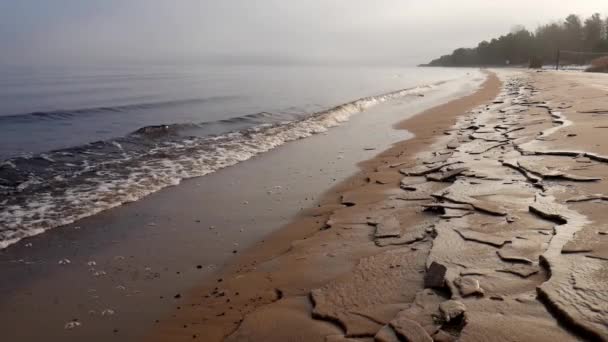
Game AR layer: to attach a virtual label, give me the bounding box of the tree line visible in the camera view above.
[426,13,608,67]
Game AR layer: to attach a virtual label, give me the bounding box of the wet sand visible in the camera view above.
[0,72,485,341]
[150,71,502,341]
[153,69,608,342]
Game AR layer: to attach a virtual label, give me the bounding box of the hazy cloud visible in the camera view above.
[1,0,606,66]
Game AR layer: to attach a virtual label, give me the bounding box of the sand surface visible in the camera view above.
[0,72,484,341]
[152,69,608,342]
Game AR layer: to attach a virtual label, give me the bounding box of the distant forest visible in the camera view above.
[426,13,608,67]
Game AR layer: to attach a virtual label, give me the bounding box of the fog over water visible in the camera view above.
[0,0,606,67]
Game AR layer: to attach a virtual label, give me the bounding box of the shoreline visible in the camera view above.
[149,68,608,341]
[151,71,501,341]
[0,71,486,341]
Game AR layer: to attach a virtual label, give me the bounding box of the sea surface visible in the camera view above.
[0,64,477,248]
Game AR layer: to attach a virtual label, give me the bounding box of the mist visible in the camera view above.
[1,0,606,67]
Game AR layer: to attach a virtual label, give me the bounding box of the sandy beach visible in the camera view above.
[0,71,486,341]
[150,69,608,341]
[7,3,608,342]
[5,69,608,341]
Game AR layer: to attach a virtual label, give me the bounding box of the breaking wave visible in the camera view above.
[0,83,438,249]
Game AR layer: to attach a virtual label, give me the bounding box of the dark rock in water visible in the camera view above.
[0,165,27,188]
[424,262,447,289]
[439,300,467,324]
[133,124,173,137]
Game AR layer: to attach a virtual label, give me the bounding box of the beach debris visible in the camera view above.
[87,261,96,266]
[101,309,115,316]
[64,320,81,330]
[439,300,467,323]
[58,258,71,265]
[424,262,447,289]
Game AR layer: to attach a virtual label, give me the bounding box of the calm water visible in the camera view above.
[0,64,477,248]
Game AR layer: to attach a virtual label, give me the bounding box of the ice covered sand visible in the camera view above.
[152,69,608,342]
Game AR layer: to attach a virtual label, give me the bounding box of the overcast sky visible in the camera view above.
[0,0,606,67]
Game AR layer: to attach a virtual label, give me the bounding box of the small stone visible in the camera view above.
[455,277,484,297]
[101,309,115,316]
[424,262,447,289]
[64,321,81,329]
[439,300,466,323]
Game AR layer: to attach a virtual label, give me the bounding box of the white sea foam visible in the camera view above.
[0,83,439,249]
